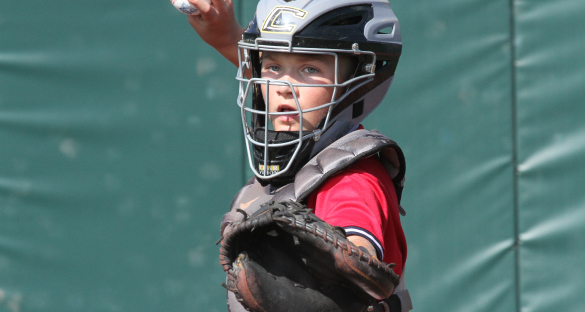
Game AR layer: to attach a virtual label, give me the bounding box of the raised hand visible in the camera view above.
[187,0,244,67]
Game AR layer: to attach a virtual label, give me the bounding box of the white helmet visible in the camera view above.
[237,0,402,185]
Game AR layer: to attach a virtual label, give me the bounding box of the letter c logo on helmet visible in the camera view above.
[261,6,308,34]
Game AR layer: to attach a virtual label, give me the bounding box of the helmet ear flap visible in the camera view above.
[250,49,262,79]
[250,50,266,128]
[252,85,265,128]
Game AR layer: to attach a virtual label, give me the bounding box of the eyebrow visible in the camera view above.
[296,54,330,63]
[261,53,331,64]
[261,53,275,62]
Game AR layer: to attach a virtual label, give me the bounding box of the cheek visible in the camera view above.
[260,85,277,112]
[300,87,335,126]
[302,88,335,108]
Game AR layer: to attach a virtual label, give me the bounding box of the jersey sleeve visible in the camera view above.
[306,156,406,276]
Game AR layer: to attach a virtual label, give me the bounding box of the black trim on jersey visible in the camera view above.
[344,226,384,260]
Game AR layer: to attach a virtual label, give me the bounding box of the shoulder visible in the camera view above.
[327,156,393,191]
[307,155,396,209]
[344,155,391,178]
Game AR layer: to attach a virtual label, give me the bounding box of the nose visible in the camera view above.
[272,76,299,98]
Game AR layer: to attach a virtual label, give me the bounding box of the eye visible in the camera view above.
[303,67,319,74]
[266,65,281,72]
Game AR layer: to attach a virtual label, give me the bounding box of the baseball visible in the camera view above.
[170,0,209,15]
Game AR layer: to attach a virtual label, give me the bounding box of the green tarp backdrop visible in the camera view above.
[1,0,584,311]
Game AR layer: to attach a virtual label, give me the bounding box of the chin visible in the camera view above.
[275,125,297,132]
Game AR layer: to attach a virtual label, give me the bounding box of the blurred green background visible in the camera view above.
[1,0,584,311]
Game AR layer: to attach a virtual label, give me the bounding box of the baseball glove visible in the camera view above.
[219,200,400,312]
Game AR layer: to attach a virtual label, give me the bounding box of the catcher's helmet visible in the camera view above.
[237,0,402,185]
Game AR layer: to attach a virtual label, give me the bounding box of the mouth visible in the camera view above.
[273,104,299,126]
[276,104,298,114]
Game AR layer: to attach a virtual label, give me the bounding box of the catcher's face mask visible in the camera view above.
[238,47,375,180]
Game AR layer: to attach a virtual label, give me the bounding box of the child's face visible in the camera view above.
[260,52,340,132]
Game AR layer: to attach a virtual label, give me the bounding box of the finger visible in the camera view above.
[209,0,235,18]
[211,0,229,12]
[187,0,213,15]
[186,14,202,29]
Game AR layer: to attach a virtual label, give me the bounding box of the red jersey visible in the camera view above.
[307,155,407,276]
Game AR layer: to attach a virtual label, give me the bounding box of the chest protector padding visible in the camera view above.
[221,129,411,312]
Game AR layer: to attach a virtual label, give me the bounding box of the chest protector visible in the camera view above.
[221,129,413,312]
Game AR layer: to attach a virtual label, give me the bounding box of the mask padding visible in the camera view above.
[253,129,299,143]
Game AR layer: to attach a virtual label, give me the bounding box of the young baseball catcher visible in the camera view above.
[186,0,412,311]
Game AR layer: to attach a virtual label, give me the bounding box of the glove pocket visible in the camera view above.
[232,250,367,312]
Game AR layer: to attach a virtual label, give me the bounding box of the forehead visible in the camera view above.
[261,52,334,64]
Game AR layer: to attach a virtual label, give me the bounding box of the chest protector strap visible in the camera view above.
[221,129,411,312]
